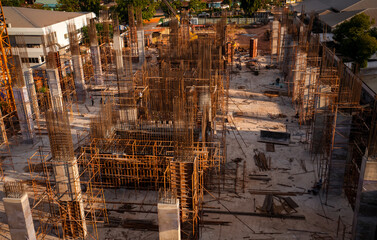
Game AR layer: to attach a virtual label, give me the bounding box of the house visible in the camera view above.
[204,0,222,9]
[4,7,95,67]
[291,0,377,30]
[34,0,58,9]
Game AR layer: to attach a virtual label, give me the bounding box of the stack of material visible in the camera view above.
[253,149,270,171]
[260,194,299,215]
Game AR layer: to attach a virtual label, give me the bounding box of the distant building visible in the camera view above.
[204,0,222,9]
[34,0,58,9]
[4,7,95,67]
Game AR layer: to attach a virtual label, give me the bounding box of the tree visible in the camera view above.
[57,0,101,15]
[333,13,377,68]
[223,0,233,6]
[240,0,262,16]
[115,0,158,24]
[79,0,101,16]
[2,0,23,6]
[188,0,206,13]
[57,0,80,12]
[160,0,182,16]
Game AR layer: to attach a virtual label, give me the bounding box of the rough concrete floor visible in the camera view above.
[200,53,354,240]
[0,53,354,240]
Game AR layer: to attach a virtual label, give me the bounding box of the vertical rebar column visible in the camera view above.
[46,109,87,238]
[45,33,64,111]
[3,182,36,240]
[46,52,64,111]
[128,5,138,58]
[88,18,103,85]
[68,22,86,101]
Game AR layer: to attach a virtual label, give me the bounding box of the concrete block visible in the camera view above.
[158,201,181,240]
[3,193,36,240]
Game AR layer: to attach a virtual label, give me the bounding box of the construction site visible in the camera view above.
[0,2,376,240]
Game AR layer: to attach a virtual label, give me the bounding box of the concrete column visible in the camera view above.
[292,50,307,101]
[46,109,87,238]
[158,200,181,240]
[328,113,351,195]
[46,68,63,112]
[13,87,34,143]
[113,31,124,79]
[137,29,145,64]
[278,26,286,62]
[90,45,104,85]
[3,193,36,240]
[271,20,279,55]
[72,55,86,101]
[199,87,212,121]
[0,109,8,145]
[249,38,258,58]
[23,68,40,119]
[352,154,377,239]
[53,157,87,238]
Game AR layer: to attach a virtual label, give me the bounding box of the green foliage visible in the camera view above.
[115,0,158,24]
[79,0,101,16]
[188,0,206,13]
[223,0,233,6]
[240,0,262,16]
[160,0,182,16]
[370,27,377,39]
[29,3,52,10]
[57,0,80,12]
[1,0,23,7]
[57,0,101,15]
[333,13,377,68]
[39,86,47,93]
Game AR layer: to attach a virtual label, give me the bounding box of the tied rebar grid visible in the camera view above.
[4,181,25,198]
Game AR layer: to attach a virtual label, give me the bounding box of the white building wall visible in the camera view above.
[8,12,95,67]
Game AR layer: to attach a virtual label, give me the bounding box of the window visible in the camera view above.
[26,44,41,48]
[40,56,45,63]
[64,33,68,39]
[22,58,39,64]
[30,58,39,63]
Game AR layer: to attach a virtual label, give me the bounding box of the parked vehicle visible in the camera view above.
[198,12,210,18]
[190,18,199,25]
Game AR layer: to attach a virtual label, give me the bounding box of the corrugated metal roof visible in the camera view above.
[319,8,377,28]
[292,0,377,13]
[331,0,361,12]
[291,0,331,14]
[34,0,58,5]
[342,0,377,11]
[319,9,364,28]
[3,6,89,28]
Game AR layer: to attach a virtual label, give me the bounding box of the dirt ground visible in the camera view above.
[229,24,271,55]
